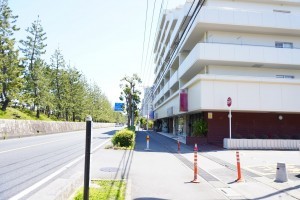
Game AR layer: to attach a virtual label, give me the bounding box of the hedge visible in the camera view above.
[112,129,135,148]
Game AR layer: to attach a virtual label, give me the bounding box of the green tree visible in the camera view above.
[49,48,66,119]
[119,74,141,127]
[64,65,86,121]
[20,17,47,118]
[0,0,22,111]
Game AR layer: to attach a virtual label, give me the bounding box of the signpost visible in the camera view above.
[84,116,92,200]
[114,103,124,112]
[227,97,232,139]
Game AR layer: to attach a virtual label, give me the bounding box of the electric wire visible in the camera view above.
[154,0,205,94]
[144,0,156,84]
[140,0,149,78]
[142,0,157,86]
[142,0,167,88]
[153,0,196,87]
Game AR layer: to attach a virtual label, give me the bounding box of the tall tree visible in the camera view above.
[49,48,66,119]
[0,0,22,111]
[64,65,85,121]
[20,17,47,118]
[119,74,142,127]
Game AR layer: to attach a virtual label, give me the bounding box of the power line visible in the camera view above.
[143,0,168,87]
[153,0,205,93]
[140,0,149,79]
[142,0,158,86]
[152,0,196,87]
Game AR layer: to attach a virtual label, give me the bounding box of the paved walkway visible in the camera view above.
[89,130,300,200]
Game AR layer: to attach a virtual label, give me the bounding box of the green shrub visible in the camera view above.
[128,126,136,132]
[112,129,135,148]
[192,119,208,137]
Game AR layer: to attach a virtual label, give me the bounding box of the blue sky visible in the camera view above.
[10,0,185,104]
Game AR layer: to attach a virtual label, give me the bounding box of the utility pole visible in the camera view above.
[146,104,149,130]
[131,84,135,127]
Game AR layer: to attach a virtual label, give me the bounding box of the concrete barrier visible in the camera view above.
[0,119,114,139]
[223,138,300,150]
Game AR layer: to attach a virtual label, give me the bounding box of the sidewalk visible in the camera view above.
[129,131,229,200]
[87,130,300,200]
[153,131,300,200]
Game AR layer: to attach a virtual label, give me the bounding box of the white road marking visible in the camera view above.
[9,139,111,200]
[0,139,68,154]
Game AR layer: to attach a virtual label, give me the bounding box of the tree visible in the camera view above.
[0,0,22,111]
[49,48,66,119]
[119,74,141,127]
[20,17,47,118]
[64,65,85,121]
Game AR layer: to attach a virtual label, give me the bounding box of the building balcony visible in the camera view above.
[180,7,300,51]
[169,71,178,88]
[199,7,300,35]
[179,42,300,80]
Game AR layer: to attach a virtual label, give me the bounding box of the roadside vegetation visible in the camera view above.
[0,1,127,123]
[0,107,56,121]
[139,117,154,130]
[111,128,135,150]
[73,180,126,200]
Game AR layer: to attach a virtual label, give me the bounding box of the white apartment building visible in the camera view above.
[141,87,154,118]
[152,0,300,145]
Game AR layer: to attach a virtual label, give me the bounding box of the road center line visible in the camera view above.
[0,138,69,155]
[9,139,111,200]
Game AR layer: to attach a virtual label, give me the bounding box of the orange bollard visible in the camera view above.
[177,138,180,153]
[145,135,150,150]
[191,144,199,183]
[236,151,243,182]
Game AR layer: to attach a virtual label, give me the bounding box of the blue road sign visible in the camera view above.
[114,103,124,111]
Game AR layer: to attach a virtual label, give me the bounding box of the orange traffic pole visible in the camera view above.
[177,138,180,153]
[236,151,243,182]
[191,144,199,183]
[146,135,150,150]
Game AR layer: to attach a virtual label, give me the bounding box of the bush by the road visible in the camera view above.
[112,129,135,148]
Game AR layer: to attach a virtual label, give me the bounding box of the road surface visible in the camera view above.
[0,126,119,199]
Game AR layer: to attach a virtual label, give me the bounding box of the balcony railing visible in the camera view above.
[178,42,300,79]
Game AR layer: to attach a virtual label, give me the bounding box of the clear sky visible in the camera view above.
[9,0,186,105]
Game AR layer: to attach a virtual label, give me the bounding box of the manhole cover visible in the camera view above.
[100,167,119,172]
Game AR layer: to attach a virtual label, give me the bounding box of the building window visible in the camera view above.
[275,42,293,49]
[276,75,294,79]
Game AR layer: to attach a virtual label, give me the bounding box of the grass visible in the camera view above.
[0,107,55,121]
[73,180,126,200]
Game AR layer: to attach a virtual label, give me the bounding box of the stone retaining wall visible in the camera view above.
[0,119,114,139]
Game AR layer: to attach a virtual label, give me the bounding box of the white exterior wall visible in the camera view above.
[206,31,300,48]
[206,0,300,13]
[155,94,180,119]
[152,0,300,119]
[186,74,300,113]
[208,66,300,78]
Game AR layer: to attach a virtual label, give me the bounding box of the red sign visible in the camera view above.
[180,90,188,112]
[227,97,232,107]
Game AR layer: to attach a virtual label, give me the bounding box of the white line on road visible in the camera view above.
[9,139,111,200]
[0,138,68,155]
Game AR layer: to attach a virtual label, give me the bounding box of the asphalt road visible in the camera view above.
[0,126,119,200]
